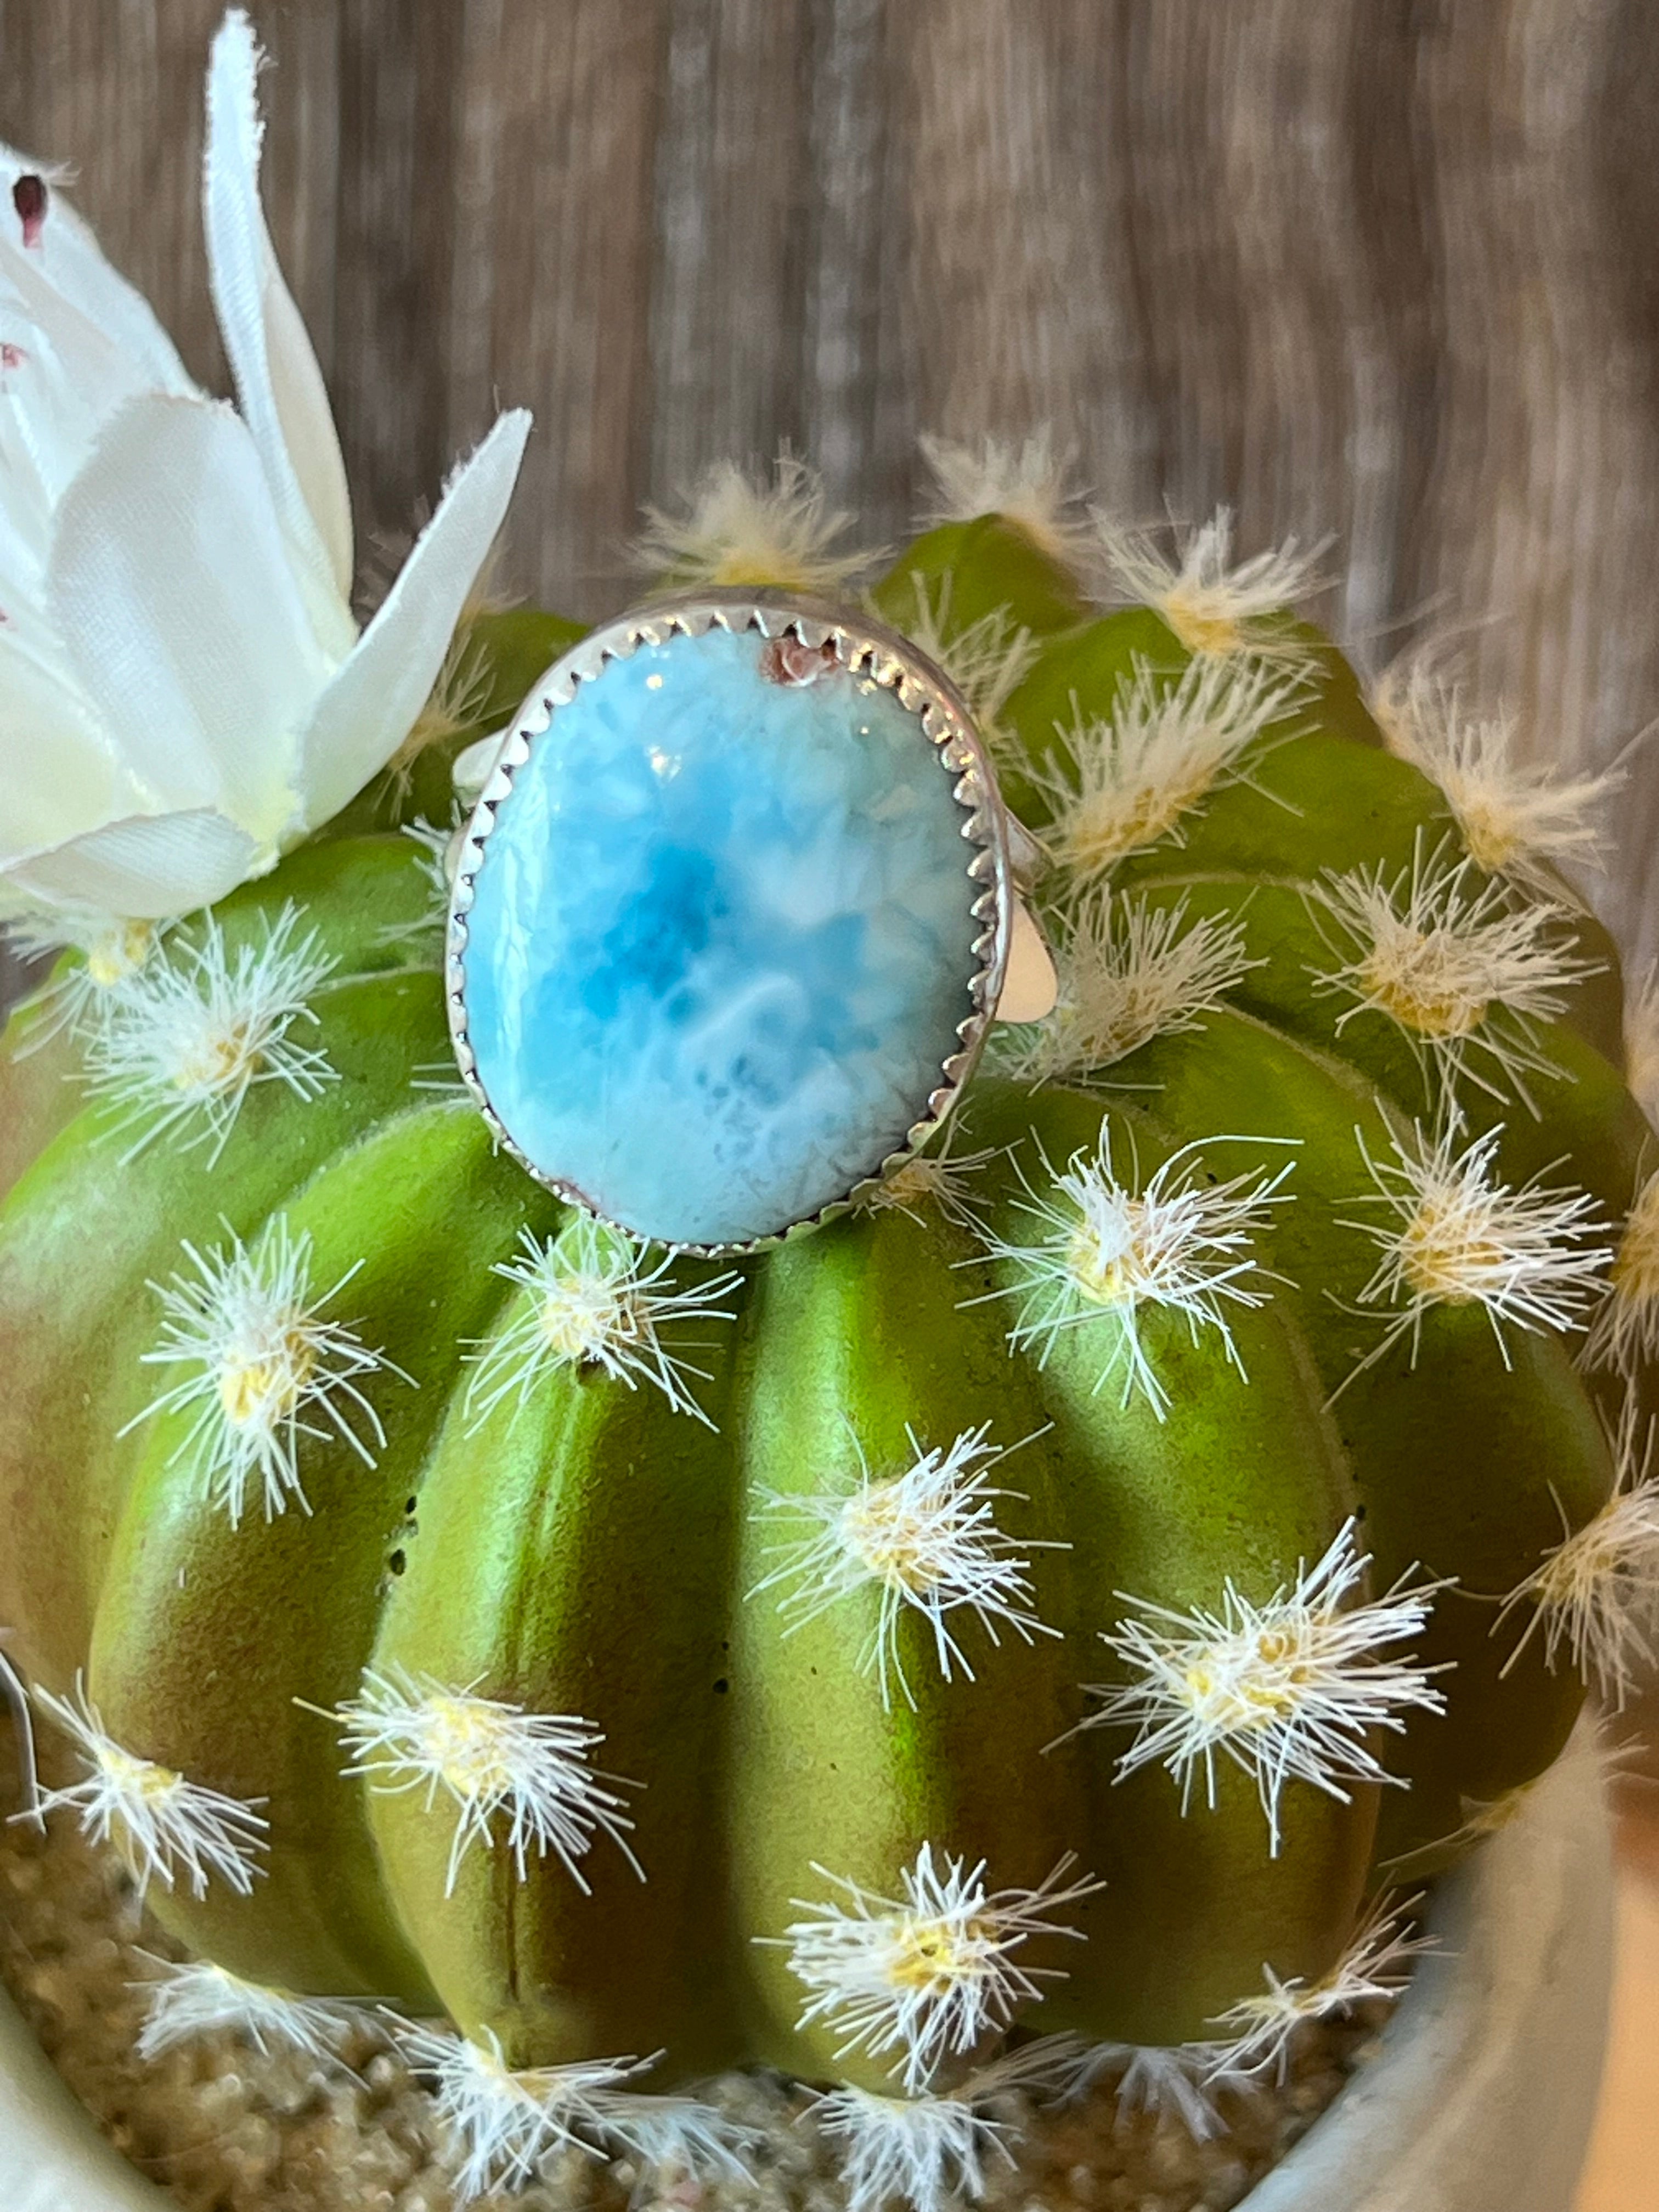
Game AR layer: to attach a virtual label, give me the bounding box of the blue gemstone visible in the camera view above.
[460,624,982,1245]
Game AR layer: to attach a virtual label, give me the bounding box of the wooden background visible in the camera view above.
[5,0,1659,960]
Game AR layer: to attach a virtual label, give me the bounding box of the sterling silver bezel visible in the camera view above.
[445,589,1014,1255]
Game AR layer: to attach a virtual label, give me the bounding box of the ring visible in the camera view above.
[446,591,1038,1251]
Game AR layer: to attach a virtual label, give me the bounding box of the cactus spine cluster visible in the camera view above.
[3,443,1655,2211]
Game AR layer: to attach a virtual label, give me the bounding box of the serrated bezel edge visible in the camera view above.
[445,588,1015,1256]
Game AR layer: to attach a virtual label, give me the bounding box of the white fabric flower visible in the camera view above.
[0,10,530,922]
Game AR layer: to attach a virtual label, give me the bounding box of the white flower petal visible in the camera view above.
[47,392,333,837]
[1,145,196,399]
[2,166,201,615]
[1,229,178,564]
[296,409,531,830]
[0,632,144,857]
[204,14,355,629]
[1,809,259,919]
[2,58,532,924]
[0,425,54,616]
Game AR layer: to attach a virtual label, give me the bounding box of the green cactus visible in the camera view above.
[3,450,1654,2203]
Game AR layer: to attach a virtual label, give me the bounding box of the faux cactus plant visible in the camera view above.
[6,28,1659,2212]
[7,438,1658,2202]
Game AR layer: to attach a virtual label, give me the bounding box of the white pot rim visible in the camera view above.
[1248,1719,1615,2212]
[0,1725,1614,2212]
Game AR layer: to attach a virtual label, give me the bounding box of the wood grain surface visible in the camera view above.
[4,0,1659,953]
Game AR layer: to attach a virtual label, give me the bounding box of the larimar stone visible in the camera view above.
[460,623,981,1246]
